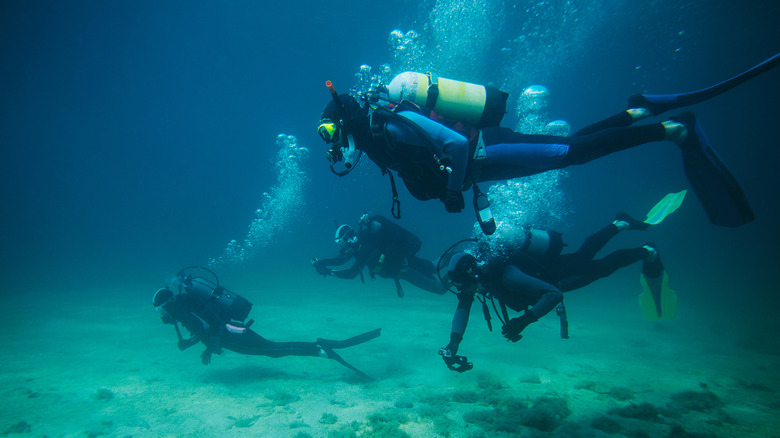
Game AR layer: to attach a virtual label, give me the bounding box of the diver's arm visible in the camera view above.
[331,248,373,279]
[313,254,352,267]
[447,288,476,354]
[529,289,564,319]
[397,111,470,192]
[439,288,476,372]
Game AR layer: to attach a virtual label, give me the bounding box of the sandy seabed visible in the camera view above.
[1,272,778,438]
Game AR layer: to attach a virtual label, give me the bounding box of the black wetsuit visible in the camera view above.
[447,222,650,356]
[161,293,323,364]
[361,105,665,211]
[314,215,446,295]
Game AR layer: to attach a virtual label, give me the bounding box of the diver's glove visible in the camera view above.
[438,332,472,372]
[443,190,465,213]
[439,347,473,372]
[501,312,537,342]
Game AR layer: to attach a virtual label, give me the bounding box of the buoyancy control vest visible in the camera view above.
[369,101,478,201]
[369,215,422,257]
[174,269,253,324]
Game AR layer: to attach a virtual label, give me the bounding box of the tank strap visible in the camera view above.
[466,132,486,183]
[520,227,534,253]
[426,72,439,108]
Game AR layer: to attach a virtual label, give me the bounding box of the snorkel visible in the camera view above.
[323,80,363,176]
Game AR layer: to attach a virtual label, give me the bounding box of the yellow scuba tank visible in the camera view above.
[386,72,508,128]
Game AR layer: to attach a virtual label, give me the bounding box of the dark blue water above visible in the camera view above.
[1,0,778,320]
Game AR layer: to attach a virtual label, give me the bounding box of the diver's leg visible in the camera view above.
[590,247,651,281]
[478,124,668,182]
[222,330,323,358]
[401,257,447,294]
[557,247,650,292]
[573,109,650,136]
[558,123,666,167]
[571,223,620,260]
[477,128,571,181]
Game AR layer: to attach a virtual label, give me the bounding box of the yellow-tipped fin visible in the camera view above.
[644,190,687,225]
[639,270,677,321]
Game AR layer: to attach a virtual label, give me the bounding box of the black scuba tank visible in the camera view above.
[176,271,252,323]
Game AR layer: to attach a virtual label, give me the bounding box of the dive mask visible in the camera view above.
[318,120,340,144]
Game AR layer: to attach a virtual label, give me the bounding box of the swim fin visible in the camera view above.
[317,328,381,349]
[317,328,381,380]
[628,52,780,116]
[673,112,755,227]
[639,255,677,321]
[644,190,687,225]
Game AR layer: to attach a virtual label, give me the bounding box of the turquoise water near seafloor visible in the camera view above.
[2,1,779,436]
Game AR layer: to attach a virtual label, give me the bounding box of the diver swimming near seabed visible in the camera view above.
[153,267,380,379]
[317,52,780,229]
[436,192,685,372]
[312,214,448,297]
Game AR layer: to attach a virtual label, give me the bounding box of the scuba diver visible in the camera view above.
[317,52,780,229]
[437,192,685,372]
[153,267,381,379]
[312,214,447,296]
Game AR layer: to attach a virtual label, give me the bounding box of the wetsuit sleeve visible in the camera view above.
[315,254,352,267]
[447,289,475,354]
[499,264,563,319]
[393,111,470,192]
[332,247,373,279]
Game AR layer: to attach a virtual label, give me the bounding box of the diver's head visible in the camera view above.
[335,224,358,250]
[319,94,369,174]
[153,288,176,324]
[319,94,367,143]
[447,252,478,291]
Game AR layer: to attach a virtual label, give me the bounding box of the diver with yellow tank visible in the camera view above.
[316,53,780,231]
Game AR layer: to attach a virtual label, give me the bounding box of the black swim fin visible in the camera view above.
[317,328,381,349]
[317,328,381,380]
[628,52,780,115]
[673,112,755,227]
[321,348,375,380]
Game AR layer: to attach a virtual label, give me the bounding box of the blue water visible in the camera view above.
[1,1,779,435]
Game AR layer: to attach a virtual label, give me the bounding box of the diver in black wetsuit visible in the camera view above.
[312,214,447,296]
[316,54,780,228]
[439,213,665,372]
[153,267,380,378]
